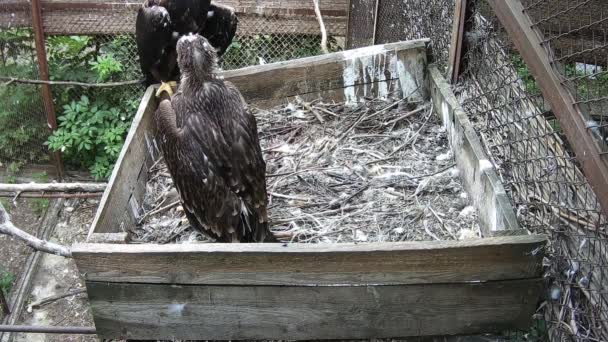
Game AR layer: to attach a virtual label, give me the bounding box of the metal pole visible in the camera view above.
[0,325,96,334]
[30,0,65,179]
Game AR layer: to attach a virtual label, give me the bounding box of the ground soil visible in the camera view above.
[12,198,99,342]
[0,198,47,319]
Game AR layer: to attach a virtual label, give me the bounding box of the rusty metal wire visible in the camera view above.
[457,1,608,341]
[374,0,608,340]
[523,0,608,155]
[375,0,454,75]
[0,3,49,167]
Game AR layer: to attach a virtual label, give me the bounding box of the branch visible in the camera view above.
[0,192,102,199]
[27,288,86,311]
[311,0,329,54]
[0,76,143,88]
[0,182,107,193]
[0,201,72,258]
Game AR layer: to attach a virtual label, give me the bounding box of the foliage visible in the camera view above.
[0,269,15,298]
[511,54,540,94]
[31,198,50,217]
[564,63,608,101]
[47,92,138,179]
[503,319,548,342]
[0,29,49,164]
[43,35,141,180]
[0,30,142,178]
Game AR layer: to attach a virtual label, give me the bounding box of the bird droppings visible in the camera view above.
[131,95,481,244]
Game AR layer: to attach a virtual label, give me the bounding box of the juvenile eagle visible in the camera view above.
[154,33,276,243]
[136,0,238,87]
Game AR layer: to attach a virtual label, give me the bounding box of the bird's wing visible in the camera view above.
[159,98,244,238]
[220,82,269,223]
[201,2,238,56]
[135,5,175,85]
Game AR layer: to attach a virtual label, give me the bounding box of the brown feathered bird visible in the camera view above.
[136,0,238,87]
[154,33,276,243]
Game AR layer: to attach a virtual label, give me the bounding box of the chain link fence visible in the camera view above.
[0,0,345,177]
[375,0,608,340]
[0,3,48,168]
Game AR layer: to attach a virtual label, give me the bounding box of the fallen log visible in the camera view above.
[0,201,72,258]
[0,182,107,193]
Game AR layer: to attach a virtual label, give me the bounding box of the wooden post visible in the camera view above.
[346,0,378,49]
[447,0,467,84]
[487,0,608,216]
[30,0,64,179]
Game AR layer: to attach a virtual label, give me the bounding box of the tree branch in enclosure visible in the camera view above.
[0,192,102,199]
[0,201,72,258]
[0,76,143,88]
[312,0,329,54]
[0,183,107,193]
[28,288,86,311]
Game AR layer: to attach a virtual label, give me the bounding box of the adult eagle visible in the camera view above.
[154,33,276,243]
[136,0,238,87]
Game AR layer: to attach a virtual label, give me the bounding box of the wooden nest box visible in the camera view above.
[72,39,546,341]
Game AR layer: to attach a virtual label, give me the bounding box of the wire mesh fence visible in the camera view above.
[0,4,49,168]
[374,0,608,340]
[373,0,608,340]
[0,0,344,177]
[523,0,608,156]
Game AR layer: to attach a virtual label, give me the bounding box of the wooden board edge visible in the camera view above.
[87,86,156,240]
[86,278,543,340]
[220,38,430,79]
[429,65,522,236]
[72,233,546,254]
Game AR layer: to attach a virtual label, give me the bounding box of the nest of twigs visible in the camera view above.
[129,95,480,244]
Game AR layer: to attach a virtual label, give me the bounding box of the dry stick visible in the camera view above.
[0,202,71,258]
[269,192,311,201]
[138,200,181,224]
[301,101,325,124]
[311,0,329,54]
[428,205,457,239]
[0,182,107,193]
[381,105,428,126]
[27,288,86,311]
[423,220,441,241]
[0,76,142,88]
[0,192,101,199]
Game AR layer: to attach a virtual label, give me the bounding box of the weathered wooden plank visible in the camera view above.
[346,0,378,49]
[86,232,128,244]
[72,235,545,285]
[86,278,542,340]
[247,79,400,109]
[221,39,429,106]
[429,65,521,236]
[87,86,157,237]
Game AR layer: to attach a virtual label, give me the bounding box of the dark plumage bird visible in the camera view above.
[135,0,238,87]
[154,33,276,243]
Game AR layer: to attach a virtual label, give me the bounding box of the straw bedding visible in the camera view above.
[129,95,480,244]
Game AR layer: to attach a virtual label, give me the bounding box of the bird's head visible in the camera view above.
[148,5,171,29]
[176,33,218,82]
